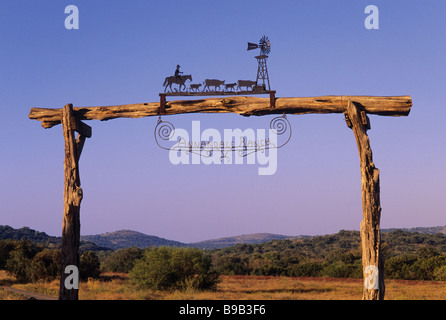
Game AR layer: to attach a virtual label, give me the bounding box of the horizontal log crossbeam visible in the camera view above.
[29,95,412,128]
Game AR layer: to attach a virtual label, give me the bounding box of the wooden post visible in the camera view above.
[59,104,83,300]
[346,100,385,300]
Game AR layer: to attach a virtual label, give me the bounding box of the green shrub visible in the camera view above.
[322,264,361,278]
[79,251,100,280]
[212,255,250,275]
[433,265,446,281]
[5,240,39,282]
[130,247,219,291]
[385,254,418,280]
[30,249,61,282]
[287,262,324,277]
[101,247,144,273]
[412,256,446,280]
[0,240,17,269]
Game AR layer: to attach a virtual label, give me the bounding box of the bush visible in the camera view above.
[30,249,61,282]
[101,247,144,273]
[322,264,361,278]
[212,255,249,275]
[0,240,17,269]
[79,251,100,280]
[5,240,40,282]
[412,256,446,280]
[385,254,418,280]
[433,265,446,281]
[288,262,324,277]
[130,247,219,291]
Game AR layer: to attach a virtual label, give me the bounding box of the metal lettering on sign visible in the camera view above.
[154,115,291,162]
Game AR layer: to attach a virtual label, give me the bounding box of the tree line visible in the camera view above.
[0,239,100,283]
[100,230,446,281]
[1,230,446,291]
[204,230,446,280]
[0,239,219,291]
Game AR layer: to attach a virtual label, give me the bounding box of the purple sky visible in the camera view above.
[1,1,445,243]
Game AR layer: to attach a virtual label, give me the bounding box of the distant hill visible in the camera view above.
[79,231,299,250]
[2,224,446,251]
[0,225,110,252]
[190,233,299,249]
[382,225,446,235]
[0,226,301,250]
[80,230,187,250]
[0,225,59,245]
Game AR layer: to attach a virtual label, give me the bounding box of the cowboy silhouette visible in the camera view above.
[175,65,183,81]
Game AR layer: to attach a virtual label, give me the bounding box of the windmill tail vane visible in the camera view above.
[247,42,259,51]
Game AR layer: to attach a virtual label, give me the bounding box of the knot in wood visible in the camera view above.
[221,98,237,107]
[72,187,83,206]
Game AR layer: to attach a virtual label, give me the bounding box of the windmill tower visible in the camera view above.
[247,35,271,91]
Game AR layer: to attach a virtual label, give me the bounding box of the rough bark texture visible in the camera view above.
[59,104,83,300]
[346,101,385,300]
[29,95,412,128]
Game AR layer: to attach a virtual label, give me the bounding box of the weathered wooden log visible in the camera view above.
[29,95,412,128]
[59,104,83,300]
[346,100,385,300]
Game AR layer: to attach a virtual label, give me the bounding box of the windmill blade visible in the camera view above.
[262,46,271,55]
[259,35,268,45]
[259,36,271,55]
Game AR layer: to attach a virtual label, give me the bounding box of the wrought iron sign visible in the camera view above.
[156,36,291,161]
[154,114,291,162]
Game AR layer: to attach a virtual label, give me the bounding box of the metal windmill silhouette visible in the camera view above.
[247,35,271,91]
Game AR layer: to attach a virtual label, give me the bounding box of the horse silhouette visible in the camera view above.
[163,75,192,92]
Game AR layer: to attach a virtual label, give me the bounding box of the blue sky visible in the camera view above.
[1,1,445,242]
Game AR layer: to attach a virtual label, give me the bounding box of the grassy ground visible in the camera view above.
[1,271,445,300]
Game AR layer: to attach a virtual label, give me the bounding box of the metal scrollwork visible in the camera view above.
[154,115,292,160]
[269,114,291,149]
[154,117,175,151]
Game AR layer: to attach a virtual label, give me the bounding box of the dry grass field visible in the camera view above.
[1,271,445,300]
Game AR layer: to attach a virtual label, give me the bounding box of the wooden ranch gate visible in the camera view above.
[29,95,412,300]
